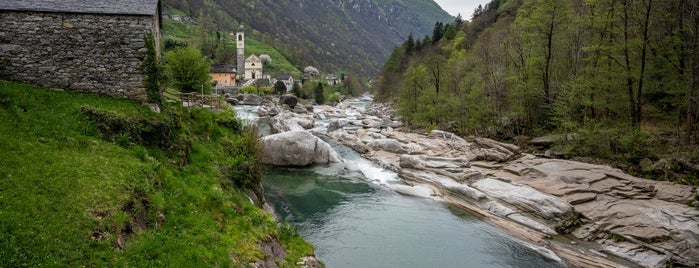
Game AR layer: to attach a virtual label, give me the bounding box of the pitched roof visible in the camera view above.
[276,73,292,80]
[0,0,160,16]
[211,64,236,73]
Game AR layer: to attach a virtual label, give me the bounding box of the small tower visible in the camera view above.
[236,25,245,81]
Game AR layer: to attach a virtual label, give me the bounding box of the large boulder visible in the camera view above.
[279,94,298,108]
[241,94,262,105]
[270,111,314,133]
[259,130,341,166]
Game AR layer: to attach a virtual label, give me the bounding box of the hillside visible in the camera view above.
[376,0,699,183]
[162,9,301,76]
[0,81,315,266]
[164,0,453,77]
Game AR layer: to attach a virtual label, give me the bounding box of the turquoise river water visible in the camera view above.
[263,140,564,268]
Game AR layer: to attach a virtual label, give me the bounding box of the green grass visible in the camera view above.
[0,80,314,267]
[245,38,300,76]
[162,19,300,76]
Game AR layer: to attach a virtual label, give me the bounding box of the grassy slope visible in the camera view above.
[162,6,300,76]
[0,81,313,266]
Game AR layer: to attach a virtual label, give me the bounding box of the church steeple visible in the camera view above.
[236,25,245,81]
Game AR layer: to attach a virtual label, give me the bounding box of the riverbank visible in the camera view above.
[0,81,317,267]
[250,94,699,268]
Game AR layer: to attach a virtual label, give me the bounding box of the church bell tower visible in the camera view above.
[236,25,245,81]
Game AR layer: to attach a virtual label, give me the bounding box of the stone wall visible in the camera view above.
[0,11,159,100]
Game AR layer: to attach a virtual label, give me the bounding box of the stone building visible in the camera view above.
[244,54,262,80]
[0,0,162,100]
[209,64,236,87]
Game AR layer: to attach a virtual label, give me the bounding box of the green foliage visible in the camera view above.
[163,38,188,52]
[291,82,303,98]
[141,33,163,104]
[274,80,287,95]
[239,86,258,94]
[0,80,314,267]
[314,82,325,104]
[376,0,699,182]
[163,46,212,93]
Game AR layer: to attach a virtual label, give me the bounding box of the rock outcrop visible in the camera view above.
[315,100,699,268]
[259,130,340,166]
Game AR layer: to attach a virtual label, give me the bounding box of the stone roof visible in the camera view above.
[276,73,292,80]
[0,0,160,16]
[211,64,236,74]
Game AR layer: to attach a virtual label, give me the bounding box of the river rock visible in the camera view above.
[279,94,298,108]
[471,137,520,162]
[268,107,279,116]
[293,105,307,114]
[399,154,470,170]
[259,130,341,166]
[226,97,239,105]
[472,178,574,222]
[270,111,314,133]
[367,139,407,154]
[428,130,467,143]
[327,120,342,133]
[390,184,435,198]
[240,94,262,105]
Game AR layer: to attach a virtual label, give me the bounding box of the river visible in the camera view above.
[235,102,564,268]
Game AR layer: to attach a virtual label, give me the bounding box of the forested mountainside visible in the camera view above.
[164,0,453,77]
[377,0,699,183]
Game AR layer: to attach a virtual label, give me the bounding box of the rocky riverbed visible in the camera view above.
[242,94,699,268]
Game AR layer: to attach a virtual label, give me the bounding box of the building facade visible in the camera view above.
[244,54,262,80]
[0,0,161,100]
[209,64,236,88]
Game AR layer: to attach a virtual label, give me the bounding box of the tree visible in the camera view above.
[314,82,325,104]
[444,24,457,40]
[304,66,319,77]
[164,46,211,93]
[274,80,287,95]
[455,14,464,29]
[432,22,445,44]
[405,33,416,55]
[291,82,303,98]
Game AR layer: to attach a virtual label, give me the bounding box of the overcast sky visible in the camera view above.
[433,0,490,20]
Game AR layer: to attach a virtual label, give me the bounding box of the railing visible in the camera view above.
[173,92,224,111]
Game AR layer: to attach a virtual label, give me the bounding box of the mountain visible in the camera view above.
[164,0,453,77]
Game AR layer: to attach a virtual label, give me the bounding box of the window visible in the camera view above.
[238,34,242,41]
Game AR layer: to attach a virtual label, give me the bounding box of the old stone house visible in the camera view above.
[0,0,162,100]
[209,64,236,87]
[273,73,294,92]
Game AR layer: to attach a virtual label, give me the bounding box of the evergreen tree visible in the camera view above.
[405,33,416,55]
[455,14,464,28]
[432,22,444,44]
[274,80,287,95]
[314,82,325,104]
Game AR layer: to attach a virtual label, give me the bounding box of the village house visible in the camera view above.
[209,64,236,88]
[0,0,162,100]
[273,73,294,92]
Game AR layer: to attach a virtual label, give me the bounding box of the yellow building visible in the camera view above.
[209,64,236,87]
